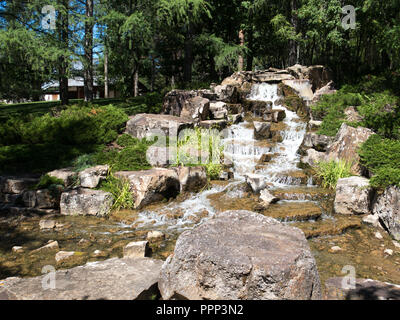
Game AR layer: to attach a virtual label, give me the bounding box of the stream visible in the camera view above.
[1,83,400,293]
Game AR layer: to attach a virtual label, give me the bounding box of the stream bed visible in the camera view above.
[1,83,399,295]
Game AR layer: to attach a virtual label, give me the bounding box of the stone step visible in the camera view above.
[293,215,362,239]
[261,201,323,222]
[271,187,334,201]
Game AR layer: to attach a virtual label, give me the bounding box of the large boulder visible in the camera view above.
[159,210,322,300]
[325,123,374,175]
[162,90,197,117]
[301,132,333,152]
[311,81,337,105]
[0,176,39,194]
[300,149,325,167]
[334,177,374,215]
[125,114,193,140]
[209,101,228,120]
[181,96,210,122]
[282,79,314,102]
[60,188,114,217]
[78,165,109,189]
[0,258,163,300]
[173,166,208,193]
[213,85,239,103]
[115,168,180,209]
[373,186,400,241]
[46,168,77,186]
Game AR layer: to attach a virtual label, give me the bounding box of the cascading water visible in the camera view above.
[132,83,308,231]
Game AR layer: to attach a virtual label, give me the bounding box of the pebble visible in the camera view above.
[384,249,394,256]
[393,241,400,249]
[147,231,165,242]
[375,232,383,240]
[12,246,24,253]
[330,246,342,253]
[55,251,75,262]
[39,219,56,230]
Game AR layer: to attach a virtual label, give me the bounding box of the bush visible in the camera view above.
[204,163,222,180]
[314,160,353,189]
[359,135,400,188]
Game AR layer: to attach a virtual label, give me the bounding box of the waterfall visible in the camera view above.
[133,83,308,230]
[223,83,307,186]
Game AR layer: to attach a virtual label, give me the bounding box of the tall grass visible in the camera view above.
[99,173,134,211]
[315,160,353,189]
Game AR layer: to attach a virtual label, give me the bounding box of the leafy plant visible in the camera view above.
[99,174,134,211]
[35,174,65,189]
[314,160,353,189]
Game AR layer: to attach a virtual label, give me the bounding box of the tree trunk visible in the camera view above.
[288,0,298,66]
[104,46,109,98]
[58,0,69,105]
[238,29,245,71]
[150,56,155,92]
[84,0,94,102]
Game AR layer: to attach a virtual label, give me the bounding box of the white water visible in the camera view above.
[133,83,308,231]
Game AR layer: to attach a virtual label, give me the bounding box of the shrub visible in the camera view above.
[314,160,353,189]
[204,163,222,180]
[359,135,400,173]
[99,174,134,211]
[359,135,400,188]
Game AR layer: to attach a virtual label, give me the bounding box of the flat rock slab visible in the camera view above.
[324,277,400,300]
[0,258,163,300]
[159,210,322,300]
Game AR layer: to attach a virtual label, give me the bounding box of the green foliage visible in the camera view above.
[204,163,222,180]
[99,174,134,211]
[358,93,400,139]
[314,160,353,189]
[35,174,65,190]
[0,104,128,147]
[359,135,400,188]
[313,87,399,138]
[369,167,400,189]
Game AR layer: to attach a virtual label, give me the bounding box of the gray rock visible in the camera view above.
[259,189,279,208]
[123,241,149,258]
[362,214,381,228]
[253,122,271,140]
[39,219,56,230]
[198,120,228,130]
[60,188,114,217]
[145,146,172,167]
[46,168,77,186]
[302,132,333,152]
[147,231,165,242]
[36,189,61,209]
[159,210,322,300]
[213,85,239,103]
[301,149,325,167]
[334,177,373,215]
[0,177,39,194]
[181,96,210,121]
[307,120,323,131]
[173,166,208,193]
[162,90,198,117]
[209,101,228,120]
[55,251,75,262]
[126,114,193,140]
[324,277,400,300]
[115,169,180,209]
[32,240,59,253]
[373,186,400,240]
[0,257,163,300]
[78,165,109,189]
[245,174,267,193]
[228,114,243,124]
[312,81,337,104]
[325,123,374,175]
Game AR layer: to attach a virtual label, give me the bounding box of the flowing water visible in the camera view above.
[1,83,400,293]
